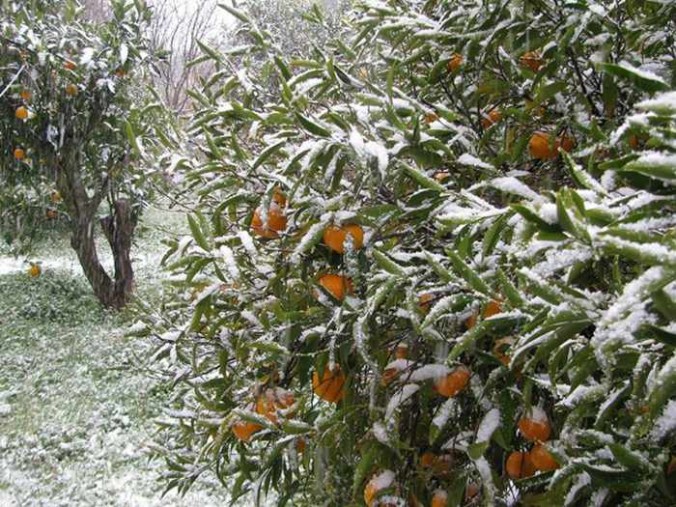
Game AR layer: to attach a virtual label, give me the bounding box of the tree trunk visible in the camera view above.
[69,199,136,310]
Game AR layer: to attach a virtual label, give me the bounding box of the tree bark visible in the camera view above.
[69,200,136,310]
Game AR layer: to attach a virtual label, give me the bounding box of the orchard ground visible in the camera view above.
[0,206,235,506]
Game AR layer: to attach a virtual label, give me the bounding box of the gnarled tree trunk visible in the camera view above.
[70,199,136,309]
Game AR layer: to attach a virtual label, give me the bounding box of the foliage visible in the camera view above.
[145,1,675,505]
[0,0,171,307]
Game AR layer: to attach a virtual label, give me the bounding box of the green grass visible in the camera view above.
[0,205,228,506]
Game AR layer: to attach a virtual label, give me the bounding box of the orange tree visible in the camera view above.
[0,0,163,308]
[143,1,675,505]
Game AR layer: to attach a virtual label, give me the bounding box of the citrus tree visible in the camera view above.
[143,0,675,505]
[0,0,162,308]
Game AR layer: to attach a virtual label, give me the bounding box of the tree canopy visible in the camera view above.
[114,0,676,504]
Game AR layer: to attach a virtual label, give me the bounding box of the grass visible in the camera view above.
[0,205,229,506]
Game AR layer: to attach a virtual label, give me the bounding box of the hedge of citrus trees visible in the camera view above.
[0,0,165,307]
[143,1,675,505]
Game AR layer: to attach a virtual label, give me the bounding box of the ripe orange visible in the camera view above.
[530,444,559,471]
[312,365,346,403]
[50,191,62,203]
[381,366,400,387]
[295,437,307,454]
[256,388,295,424]
[480,108,502,129]
[232,419,263,442]
[46,209,58,220]
[15,106,29,120]
[115,68,127,78]
[364,470,395,507]
[28,264,41,278]
[65,83,78,96]
[465,312,478,330]
[394,343,408,360]
[518,408,552,442]
[433,171,450,182]
[628,134,641,150]
[420,451,436,469]
[418,293,434,313]
[505,450,536,479]
[431,489,448,507]
[465,482,480,501]
[434,365,471,397]
[424,112,439,124]
[492,337,514,366]
[528,131,558,160]
[520,51,543,72]
[484,299,502,318]
[322,224,364,254]
[317,273,353,301]
[20,89,31,101]
[64,60,77,70]
[251,193,287,238]
[447,53,463,72]
[13,148,25,160]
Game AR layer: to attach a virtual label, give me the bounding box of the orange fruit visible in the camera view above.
[317,273,353,301]
[628,134,641,150]
[483,299,502,318]
[465,312,478,330]
[27,264,41,278]
[50,191,62,203]
[65,83,78,96]
[64,60,76,70]
[46,209,58,220]
[322,224,364,254]
[420,451,436,468]
[465,482,480,501]
[381,367,400,386]
[530,444,559,471]
[364,470,395,506]
[394,343,408,360]
[13,148,25,160]
[295,437,307,454]
[15,106,29,120]
[481,109,502,129]
[447,53,463,72]
[431,489,448,507]
[251,194,287,238]
[312,365,346,403]
[433,171,450,182]
[20,89,31,101]
[528,131,558,160]
[232,420,263,442]
[518,408,552,442]
[256,388,295,424]
[115,68,127,78]
[505,450,537,479]
[424,112,439,124]
[418,293,434,313]
[520,51,543,72]
[434,365,471,397]
[492,337,514,367]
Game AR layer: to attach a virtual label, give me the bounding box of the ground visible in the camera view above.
[0,206,231,506]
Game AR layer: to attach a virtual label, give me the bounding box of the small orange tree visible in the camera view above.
[0,0,162,308]
[145,1,675,505]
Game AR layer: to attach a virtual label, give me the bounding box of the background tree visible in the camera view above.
[0,0,165,308]
[143,0,675,505]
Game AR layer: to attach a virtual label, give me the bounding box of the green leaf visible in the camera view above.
[188,214,210,251]
[599,62,669,94]
[295,113,332,137]
[445,249,492,296]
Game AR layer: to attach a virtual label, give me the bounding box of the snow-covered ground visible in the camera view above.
[0,208,232,506]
